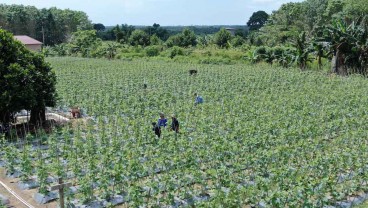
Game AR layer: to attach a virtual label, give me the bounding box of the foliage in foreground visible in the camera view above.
[0,29,57,125]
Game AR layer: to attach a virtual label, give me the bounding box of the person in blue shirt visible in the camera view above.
[158,112,167,127]
[194,93,203,105]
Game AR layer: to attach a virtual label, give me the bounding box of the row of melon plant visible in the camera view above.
[1,57,368,207]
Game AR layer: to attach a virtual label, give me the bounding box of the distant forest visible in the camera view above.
[0,3,247,45]
[130,25,247,36]
[1,0,367,46]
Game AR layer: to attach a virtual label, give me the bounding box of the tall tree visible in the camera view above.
[0,4,93,46]
[214,28,232,48]
[293,31,311,70]
[247,11,269,31]
[0,29,57,125]
[324,17,368,75]
[144,23,169,41]
[165,28,197,48]
[180,28,197,47]
[113,24,134,43]
[129,29,150,46]
[37,8,59,45]
[93,23,105,32]
[343,0,368,20]
[68,30,101,57]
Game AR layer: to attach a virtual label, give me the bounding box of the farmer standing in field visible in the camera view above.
[194,93,203,105]
[171,114,179,133]
[152,122,161,138]
[158,112,168,128]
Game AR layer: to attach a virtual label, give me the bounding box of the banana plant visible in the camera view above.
[323,16,368,75]
[292,31,312,70]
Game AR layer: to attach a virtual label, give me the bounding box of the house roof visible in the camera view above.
[14,35,42,45]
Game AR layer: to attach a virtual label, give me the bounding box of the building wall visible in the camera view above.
[26,44,42,51]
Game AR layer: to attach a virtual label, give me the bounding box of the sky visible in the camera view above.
[0,0,304,26]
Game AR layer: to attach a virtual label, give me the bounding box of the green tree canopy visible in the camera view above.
[93,23,105,32]
[68,30,101,57]
[113,24,135,44]
[343,0,368,20]
[323,16,368,75]
[166,28,197,48]
[144,23,169,41]
[213,28,232,48]
[0,4,92,46]
[0,29,57,125]
[129,29,150,46]
[247,11,269,31]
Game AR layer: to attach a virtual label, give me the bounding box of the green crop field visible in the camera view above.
[1,57,368,207]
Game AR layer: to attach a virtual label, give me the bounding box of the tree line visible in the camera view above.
[1,1,367,75]
[247,0,368,75]
[251,0,367,46]
[0,4,92,45]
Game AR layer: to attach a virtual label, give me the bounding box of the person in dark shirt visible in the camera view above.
[152,122,161,138]
[171,114,179,133]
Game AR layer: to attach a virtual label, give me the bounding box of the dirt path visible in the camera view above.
[0,184,25,208]
[0,168,57,208]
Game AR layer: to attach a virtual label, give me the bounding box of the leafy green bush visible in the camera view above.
[169,46,184,59]
[129,30,150,46]
[231,36,245,48]
[145,46,161,57]
[213,28,232,48]
[149,34,163,45]
[165,28,197,48]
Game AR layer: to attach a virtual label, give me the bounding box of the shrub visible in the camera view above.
[165,28,197,48]
[145,46,161,57]
[231,36,245,48]
[129,30,150,46]
[169,46,184,59]
[213,28,232,48]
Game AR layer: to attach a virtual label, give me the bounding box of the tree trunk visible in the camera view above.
[0,111,10,124]
[0,111,15,124]
[331,54,336,73]
[30,107,46,125]
[318,56,322,70]
[331,49,348,76]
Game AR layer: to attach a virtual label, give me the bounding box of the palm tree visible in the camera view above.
[293,32,311,70]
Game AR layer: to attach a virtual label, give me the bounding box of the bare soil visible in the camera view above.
[0,168,57,208]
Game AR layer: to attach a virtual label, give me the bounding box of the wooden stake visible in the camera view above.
[49,178,72,208]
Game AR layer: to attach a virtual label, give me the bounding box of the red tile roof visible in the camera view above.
[14,35,42,45]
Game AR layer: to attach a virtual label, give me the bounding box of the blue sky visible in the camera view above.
[0,0,304,26]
